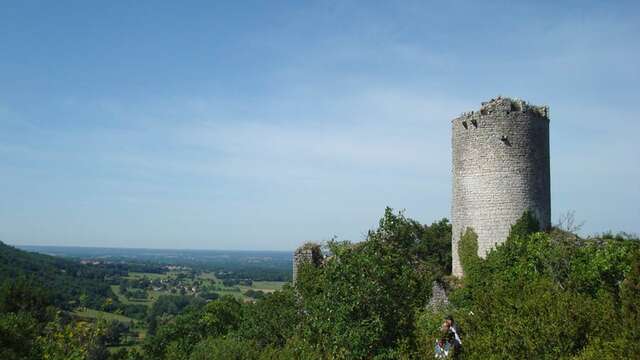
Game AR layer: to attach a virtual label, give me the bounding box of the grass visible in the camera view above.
[238,281,286,294]
[125,271,172,280]
[116,271,287,305]
[72,308,135,324]
[74,308,147,353]
[199,272,219,281]
[111,284,154,306]
[147,289,168,302]
[250,281,286,291]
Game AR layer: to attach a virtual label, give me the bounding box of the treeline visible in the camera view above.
[212,266,290,282]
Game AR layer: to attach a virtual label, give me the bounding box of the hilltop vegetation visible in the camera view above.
[1,210,638,359]
[439,214,640,359]
[136,210,639,359]
[0,241,120,309]
[134,209,455,359]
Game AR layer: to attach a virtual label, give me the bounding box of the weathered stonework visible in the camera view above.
[451,97,551,277]
[428,281,450,310]
[292,243,322,283]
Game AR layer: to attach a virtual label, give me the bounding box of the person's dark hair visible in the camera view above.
[445,315,454,322]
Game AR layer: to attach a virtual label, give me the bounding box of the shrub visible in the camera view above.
[296,208,435,358]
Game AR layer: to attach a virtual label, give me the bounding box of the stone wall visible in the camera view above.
[292,243,322,284]
[451,97,551,277]
[428,281,450,310]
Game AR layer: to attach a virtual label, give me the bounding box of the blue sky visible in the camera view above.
[1,1,638,250]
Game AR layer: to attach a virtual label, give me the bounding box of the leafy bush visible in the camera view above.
[449,212,640,359]
[238,288,299,348]
[144,296,242,359]
[0,311,41,360]
[135,210,640,359]
[189,337,260,360]
[295,208,438,358]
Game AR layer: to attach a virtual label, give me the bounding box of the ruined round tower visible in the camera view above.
[292,243,322,284]
[451,96,550,277]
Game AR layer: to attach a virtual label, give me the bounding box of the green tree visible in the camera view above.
[189,337,260,360]
[144,296,242,359]
[296,208,435,358]
[238,287,300,348]
[200,296,243,337]
[37,318,108,360]
[0,277,55,322]
[143,308,205,359]
[0,311,41,360]
[448,212,640,359]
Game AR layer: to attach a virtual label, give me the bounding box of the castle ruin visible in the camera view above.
[292,243,322,283]
[451,96,551,276]
[293,96,551,280]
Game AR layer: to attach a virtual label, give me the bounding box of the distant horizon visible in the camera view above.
[13,243,296,253]
[9,221,639,254]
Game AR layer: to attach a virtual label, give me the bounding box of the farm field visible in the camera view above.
[8,243,293,356]
[73,308,136,324]
[125,271,170,280]
[115,270,286,307]
[75,269,288,353]
[72,308,147,349]
[246,280,286,291]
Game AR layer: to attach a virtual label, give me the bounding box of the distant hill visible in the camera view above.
[0,241,119,309]
[20,244,294,282]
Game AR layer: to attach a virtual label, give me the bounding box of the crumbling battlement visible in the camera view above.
[454,96,549,124]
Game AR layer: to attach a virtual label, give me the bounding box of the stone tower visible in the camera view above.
[451,96,550,277]
[292,243,322,284]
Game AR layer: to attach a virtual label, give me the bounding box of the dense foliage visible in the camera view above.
[446,214,640,359]
[0,241,119,310]
[134,208,452,359]
[1,209,638,359]
[295,209,450,357]
[0,278,115,360]
[138,210,638,359]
